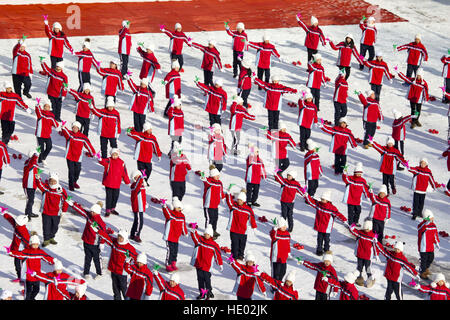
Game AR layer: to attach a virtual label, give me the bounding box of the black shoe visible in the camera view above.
[28,213,39,219]
[207,291,214,299]
[359,65,364,71]
[24,93,32,99]
[111,210,119,215]
[397,166,404,171]
[196,294,205,300]
[233,74,237,78]
[316,249,323,256]
[252,202,261,207]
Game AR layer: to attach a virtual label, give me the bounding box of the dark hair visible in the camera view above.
[345,37,354,49]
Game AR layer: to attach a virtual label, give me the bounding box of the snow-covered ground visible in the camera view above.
[0,0,448,300]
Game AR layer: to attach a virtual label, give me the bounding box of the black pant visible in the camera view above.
[49,95,63,122]
[239,89,251,107]
[299,126,311,150]
[272,262,287,282]
[133,112,146,132]
[1,120,15,144]
[257,68,270,85]
[137,161,152,184]
[371,83,382,101]
[67,159,82,188]
[171,181,186,200]
[383,173,396,194]
[167,241,179,265]
[334,154,346,174]
[50,56,63,69]
[14,257,22,279]
[412,192,426,219]
[280,201,294,232]
[406,64,419,79]
[120,54,129,77]
[196,268,212,293]
[233,50,243,77]
[76,115,90,137]
[42,214,61,241]
[363,121,377,146]
[131,211,144,238]
[307,179,319,197]
[333,102,347,126]
[246,183,260,204]
[267,110,280,131]
[385,279,402,300]
[170,53,184,70]
[359,44,375,69]
[164,99,172,117]
[25,280,40,300]
[37,137,52,162]
[357,257,372,277]
[208,113,221,126]
[12,74,32,97]
[315,291,328,300]
[348,204,362,226]
[83,242,102,276]
[410,102,422,120]
[100,136,117,159]
[444,78,450,103]
[105,187,120,212]
[111,272,128,300]
[307,48,318,63]
[339,65,351,80]
[310,87,321,111]
[78,71,91,92]
[211,161,223,172]
[204,208,219,232]
[317,232,330,254]
[419,251,434,273]
[372,219,385,243]
[230,232,247,260]
[204,70,214,87]
[277,158,290,173]
[394,140,404,156]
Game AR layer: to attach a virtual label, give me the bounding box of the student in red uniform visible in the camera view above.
[260,270,298,300]
[192,39,223,86]
[160,22,191,70]
[225,22,248,78]
[297,252,339,300]
[40,58,68,122]
[359,16,377,70]
[441,54,450,103]
[269,217,291,283]
[0,82,30,144]
[267,122,297,172]
[124,253,153,300]
[229,95,255,155]
[296,14,326,63]
[163,60,182,117]
[208,123,228,172]
[90,96,121,159]
[247,33,282,86]
[225,189,257,261]
[391,109,415,170]
[443,141,450,197]
[397,33,428,79]
[98,148,131,216]
[255,75,297,131]
[127,122,162,184]
[118,20,132,77]
[34,100,60,166]
[136,42,161,95]
[167,97,184,155]
[342,162,370,226]
[417,209,440,280]
[124,75,154,132]
[74,38,98,92]
[367,184,391,242]
[245,144,266,207]
[153,270,185,300]
[59,121,96,191]
[361,51,394,101]
[412,273,450,300]
[357,90,383,148]
[227,253,266,300]
[161,197,188,271]
[129,170,147,243]
[68,83,95,136]
[304,139,322,197]
[328,34,363,80]
[237,58,253,108]
[43,17,73,68]
[306,53,330,110]
[189,224,223,300]
[195,78,227,126]
[94,60,124,106]
[36,172,69,247]
[0,140,9,189]
[324,271,360,300]
[12,38,33,98]
[169,141,191,200]
[333,71,349,126]
[200,165,225,238]
[296,90,318,151]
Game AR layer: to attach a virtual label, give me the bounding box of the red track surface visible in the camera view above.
[0,0,406,39]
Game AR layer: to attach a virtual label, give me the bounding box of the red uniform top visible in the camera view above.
[118,26,132,55]
[391,115,412,141]
[99,231,138,275]
[137,47,161,82]
[225,27,248,52]
[349,225,382,260]
[127,78,154,114]
[36,179,69,216]
[153,271,185,300]
[304,150,322,182]
[190,230,223,272]
[329,41,363,67]
[307,61,328,89]
[168,106,184,136]
[302,260,339,294]
[94,65,124,97]
[169,153,191,182]
[358,93,383,123]
[321,123,357,155]
[229,260,266,299]
[34,271,84,300]
[0,91,28,121]
[12,43,33,76]
[208,133,227,161]
[45,24,72,58]
[441,56,450,79]
[368,192,391,222]
[238,65,252,90]
[247,42,281,69]
[229,102,255,131]
[342,173,369,206]
[245,154,267,185]
[305,194,347,234]
[297,99,318,129]
[91,105,121,138]
[326,279,359,300]
[127,129,162,163]
[130,175,146,213]
[71,202,109,245]
[443,147,450,172]
[41,62,68,99]
[297,18,326,50]
[267,130,296,160]
[74,49,98,73]
[162,205,188,243]
[417,220,440,253]
[191,42,222,71]
[417,284,450,300]
[260,272,298,300]
[363,59,394,85]
[124,262,153,300]
[397,72,429,104]
[407,165,437,194]
[99,157,130,189]
[196,81,227,115]
[164,70,181,99]
[371,141,406,175]
[61,126,95,163]
[359,20,377,46]
[202,177,225,209]
[397,42,428,66]
[275,172,305,203]
[0,142,9,170]
[161,29,190,55]
[3,213,30,251]
[269,228,291,263]
[333,74,348,104]
[68,89,94,119]
[254,78,297,111]
[34,104,59,138]
[225,193,257,235]
[378,247,418,282]
[9,247,54,282]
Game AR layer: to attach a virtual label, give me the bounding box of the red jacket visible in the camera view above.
[196,81,227,115]
[202,177,225,209]
[99,231,138,275]
[225,193,257,235]
[137,47,160,81]
[162,205,188,243]
[68,89,94,119]
[34,271,84,300]
[379,247,418,282]
[443,147,450,172]
[349,225,381,260]
[130,176,146,213]
[94,65,124,97]
[36,179,69,216]
[169,153,191,182]
[392,115,412,141]
[229,102,255,131]
[35,104,59,138]
[368,192,391,222]
[190,230,223,272]
[297,19,326,50]
[127,78,154,114]
[269,228,291,263]
[260,272,298,300]
[226,27,248,52]
[329,41,363,67]
[168,106,184,136]
[99,157,130,189]
[3,213,30,251]
[245,154,266,185]
[0,91,28,121]
[359,21,377,46]
[297,99,318,129]
[45,24,72,58]
[40,62,68,99]
[72,202,110,245]
[342,173,369,206]
[305,194,347,234]
[441,55,450,79]
[372,141,406,175]
[327,279,359,300]
[255,78,297,111]
[22,154,39,189]
[358,93,383,123]
[91,106,121,138]
[247,42,281,69]
[417,284,450,300]
[191,42,222,71]
[238,65,252,90]
[12,43,33,76]
[304,150,322,181]
[408,166,437,194]
[267,130,296,160]
[229,260,266,299]
[321,124,357,155]
[417,220,440,253]
[307,61,328,89]
[9,247,54,282]
[397,42,428,66]
[161,29,190,55]
[124,262,153,300]
[363,59,394,85]
[127,129,162,163]
[302,260,339,294]
[208,133,227,161]
[61,126,95,162]
[153,271,185,300]
[118,26,132,55]
[0,141,10,169]
[333,75,348,104]
[164,70,181,99]
[398,72,429,104]
[74,49,98,73]
[275,172,305,203]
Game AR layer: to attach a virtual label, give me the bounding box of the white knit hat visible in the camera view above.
[140,78,149,86]
[366,89,375,97]
[49,172,59,183]
[90,203,102,215]
[210,167,220,177]
[345,33,354,40]
[208,39,216,46]
[29,235,40,245]
[82,40,91,49]
[363,219,373,230]
[420,157,428,165]
[172,197,183,210]
[323,253,333,263]
[311,16,319,25]
[175,22,182,30]
[212,123,222,133]
[245,252,256,263]
[110,148,120,156]
[368,16,376,22]
[171,60,180,70]
[233,95,244,106]
[15,215,29,227]
[271,74,280,82]
[277,217,288,229]
[416,68,424,77]
[236,22,245,30]
[354,162,363,174]
[143,122,152,132]
[376,50,383,57]
[131,170,142,179]
[386,137,395,145]
[423,209,433,220]
[321,191,332,202]
[339,117,348,124]
[170,272,180,284]
[393,109,402,119]
[56,61,64,69]
[394,241,404,252]
[3,82,13,90]
[53,22,62,30]
[415,33,422,40]
[172,97,182,107]
[0,290,12,300]
[83,83,91,91]
[262,33,270,41]
[118,228,129,244]
[205,224,214,237]
[305,90,314,100]
[285,270,296,283]
[54,259,63,271]
[106,96,115,107]
[137,253,147,264]
[307,138,317,151]
[72,121,82,129]
[433,273,445,283]
[214,78,223,87]
[344,271,358,284]
[378,184,388,194]
[75,283,87,297]
[144,42,155,52]
[173,141,182,153]
[313,53,322,62]
[278,121,287,130]
[241,58,251,69]
[122,20,129,27]
[237,192,247,202]
[286,170,297,180]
